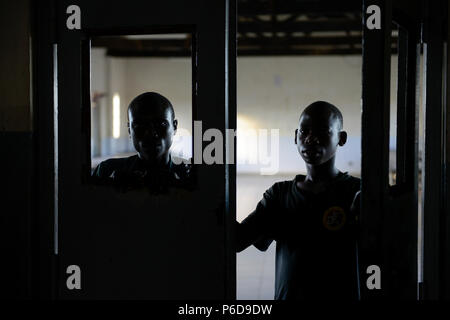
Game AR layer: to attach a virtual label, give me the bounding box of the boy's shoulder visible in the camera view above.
[93,155,139,178]
[263,177,300,200]
[267,172,360,194]
[341,173,361,191]
[268,177,298,191]
[101,155,137,167]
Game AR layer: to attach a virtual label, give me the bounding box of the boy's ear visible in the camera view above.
[294,129,298,144]
[173,119,178,133]
[127,122,131,135]
[338,131,347,146]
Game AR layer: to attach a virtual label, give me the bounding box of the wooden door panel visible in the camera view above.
[55,0,236,299]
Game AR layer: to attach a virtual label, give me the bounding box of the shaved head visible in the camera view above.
[295,101,347,165]
[128,92,175,121]
[127,92,177,164]
[300,101,343,131]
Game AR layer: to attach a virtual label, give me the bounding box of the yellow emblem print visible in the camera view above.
[322,206,346,231]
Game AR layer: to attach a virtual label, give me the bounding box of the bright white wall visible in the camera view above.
[91,50,401,175]
[90,48,107,157]
[91,50,192,161]
[236,56,365,175]
[237,56,363,136]
[124,58,192,134]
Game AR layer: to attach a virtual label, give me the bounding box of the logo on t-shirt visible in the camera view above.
[322,206,346,231]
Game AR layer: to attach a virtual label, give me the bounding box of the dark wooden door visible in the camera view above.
[48,0,236,299]
[360,0,423,299]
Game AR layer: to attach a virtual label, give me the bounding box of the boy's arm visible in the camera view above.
[92,160,113,178]
[350,190,361,218]
[235,186,277,252]
[235,214,268,252]
[91,162,103,177]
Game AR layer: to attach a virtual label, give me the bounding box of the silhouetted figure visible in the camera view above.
[236,101,361,300]
[92,92,192,193]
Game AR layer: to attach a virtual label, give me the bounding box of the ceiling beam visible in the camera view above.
[238,19,362,33]
[93,36,397,50]
[105,47,371,57]
[238,0,361,16]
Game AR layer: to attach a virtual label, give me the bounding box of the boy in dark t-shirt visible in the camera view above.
[92,92,192,192]
[236,101,361,300]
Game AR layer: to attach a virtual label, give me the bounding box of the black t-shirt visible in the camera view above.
[237,172,361,300]
[92,154,194,192]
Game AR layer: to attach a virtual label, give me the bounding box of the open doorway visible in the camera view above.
[235,3,365,299]
[234,0,425,300]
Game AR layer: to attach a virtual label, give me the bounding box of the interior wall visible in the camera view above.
[91,52,398,175]
[91,50,192,163]
[237,56,363,136]
[237,55,365,175]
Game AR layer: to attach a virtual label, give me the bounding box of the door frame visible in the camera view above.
[33,0,237,299]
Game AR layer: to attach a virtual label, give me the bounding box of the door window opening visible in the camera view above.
[87,33,194,176]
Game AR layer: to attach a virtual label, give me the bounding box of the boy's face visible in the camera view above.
[295,110,346,165]
[128,104,177,162]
